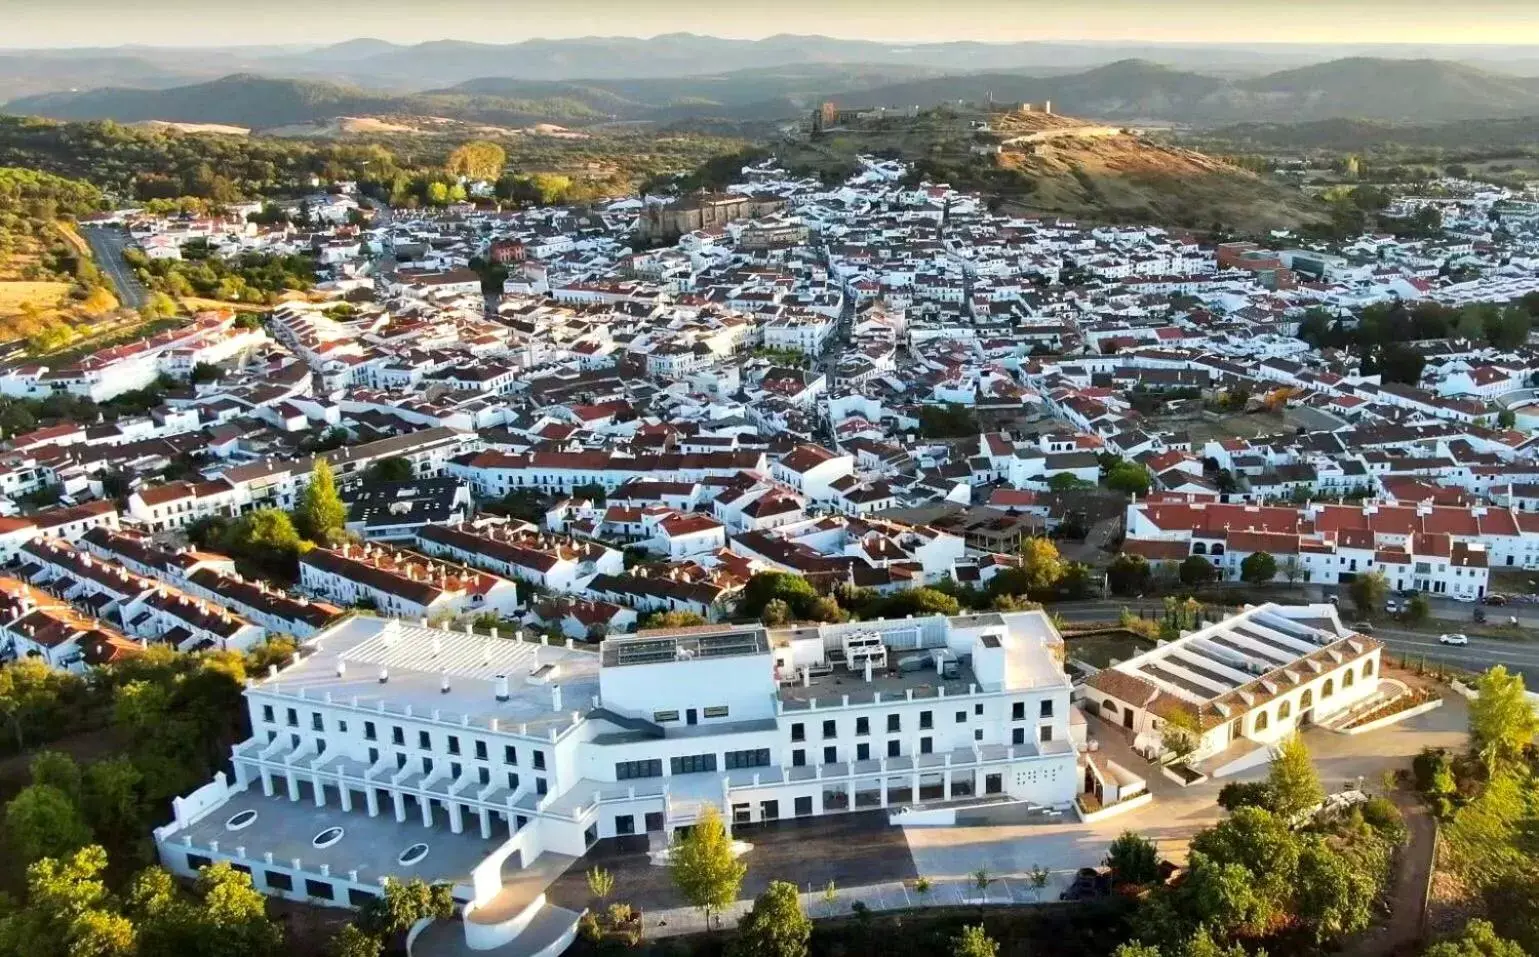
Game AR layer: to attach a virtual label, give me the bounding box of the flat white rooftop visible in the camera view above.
[258,616,600,736]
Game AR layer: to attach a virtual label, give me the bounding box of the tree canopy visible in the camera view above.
[670,805,746,925]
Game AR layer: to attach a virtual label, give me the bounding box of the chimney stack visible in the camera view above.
[440,670,450,694]
[378,666,389,684]
[495,674,510,702]
[550,684,562,712]
[864,657,873,683]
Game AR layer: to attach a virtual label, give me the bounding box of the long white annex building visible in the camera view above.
[154,610,1078,953]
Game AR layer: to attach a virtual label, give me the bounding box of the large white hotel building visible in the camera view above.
[154,610,1079,953]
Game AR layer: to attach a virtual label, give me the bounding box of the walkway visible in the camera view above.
[1341,791,1435,957]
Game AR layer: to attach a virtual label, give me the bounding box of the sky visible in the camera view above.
[3,0,1539,49]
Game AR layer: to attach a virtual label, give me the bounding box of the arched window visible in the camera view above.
[1254,710,1269,733]
[1103,700,1118,717]
[1192,542,1208,556]
[1278,700,1292,720]
[1211,543,1226,556]
[1343,669,1355,688]
[1300,689,1313,709]
[1322,678,1335,699]
[1362,659,1375,678]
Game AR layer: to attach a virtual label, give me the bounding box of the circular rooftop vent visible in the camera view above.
[398,842,430,866]
[225,809,258,831]
[312,827,345,849]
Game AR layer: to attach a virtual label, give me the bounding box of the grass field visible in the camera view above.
[0,280,71,314]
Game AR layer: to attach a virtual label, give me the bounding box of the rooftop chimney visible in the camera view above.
[550,684,562,712]
[495,674,510,702]
[864,657,873,682]
[440,670,450,695]
[378,666,389,684]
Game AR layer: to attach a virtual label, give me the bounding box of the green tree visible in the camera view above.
[1047,473,1091,492]
[1177,850,1267,936]
[1496,409,1517,430]
[1160,707,1202,762]
[741,571,819,619]
[950,924,999,957]
[1106,462,1152,496]
[1018,537,1065,593]
[28,750,83,802]
[296,458,347,543]
[80,757,147,863]
[1294,838,1378,941]
[1189,806,1300,915]
[1106,831,1161,886]
[1406,592,1431,624]
[445,140,507,182]
[0,657,85,751]
[761,599,792,626]
[1349,570,1389,618]
[187,861,283,957]
[1239,551,1277,585]
[1468,665,1539,774]
[807,595,844,623]
[586,866,615,904]
[1107,554,1152,596]
[1267,734,1325,823]
[328,925,382,957]
[1179,555,1216,587]
[5,784,92,863]
[356,878,454,940]
[1216,781,1276,814]
[729,880,810,957]
[669,805,746,928]
[364,457,414,483]
[1423,919,1529,957]
[1112,945,1164,957]
[572,481,607,504]
[0,845,132,957]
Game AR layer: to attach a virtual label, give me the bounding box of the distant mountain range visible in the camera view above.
[5,55,1539,132]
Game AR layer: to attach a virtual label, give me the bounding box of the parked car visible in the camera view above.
[1385,600,1402,614]
[1453,593,1477,603]
[1059,867,1107,901]
[1349,621,1374,633]
[1439,633,1469,646]
[1474,609,1487,624]
[1484,594,1508,606]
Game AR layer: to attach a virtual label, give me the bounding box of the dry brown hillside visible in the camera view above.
[782,105,1328,234]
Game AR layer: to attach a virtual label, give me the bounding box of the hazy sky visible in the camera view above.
[4,0,1539,48]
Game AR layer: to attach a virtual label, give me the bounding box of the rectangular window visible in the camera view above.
[536,778,547,796]
[886,714,900,733]
[615,814,636,835]
[616,759,663,780]
[724,748,771,770]
[1040,699,1054,719]
[790,723,805,742]
[507,772,519,790]
[474,740,487,760]
[391,726,404,746]
[653,710,680,723]
[310,713,323,732]
[887,740,900,758]
[919,711,933,730]
[423,757,434,775]
[822,719,837,738]
[396,754,407,770]
[792,749,806,767]
[265,871,293,891]
[1012,727,1025,746]
[285,708,298,727]
[532,751,546,771]
[856,742,870,761]
[823,745,837,764]
[261,705,274,724]
[478,767,490,785]
[368,747,379,764]
[418,730,431,750]
[447,735,461,756]
[974,703,983,716]
[795,796,813,816]
[305,879,334,900]
[504,745,517,765]
[364,721,376,741]
[1012,702,1025,721]
[670,753,717,775]
[703,706,730,719]
[955,711,967,723]
[920,737,932,754]
[855,716,870,736]
[1039,725,1053,743]
[450,762,462,779]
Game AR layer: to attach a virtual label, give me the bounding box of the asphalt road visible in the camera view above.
[1051,598,1539,685]
[80,225,148,310]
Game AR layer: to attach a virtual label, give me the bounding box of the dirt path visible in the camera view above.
[1343,791,1435,957]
